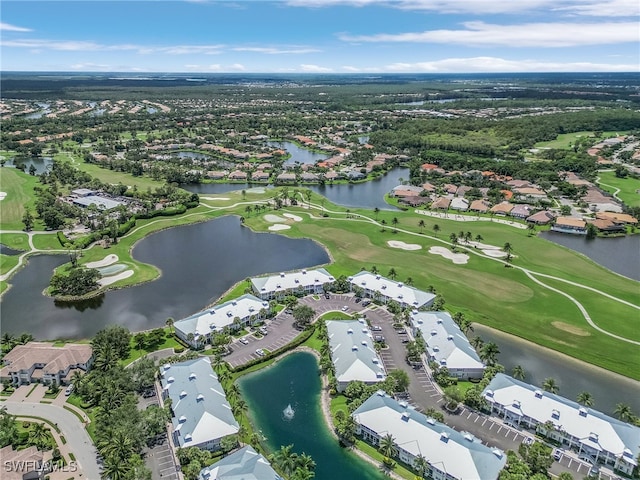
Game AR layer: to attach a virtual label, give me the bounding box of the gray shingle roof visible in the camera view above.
[199,446,282,480]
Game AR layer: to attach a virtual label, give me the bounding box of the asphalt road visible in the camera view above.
[4,401,101,480]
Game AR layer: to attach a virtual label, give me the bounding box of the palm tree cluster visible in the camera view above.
[452,312,474,335]
[269,444,316,480]
[1,332,34,354]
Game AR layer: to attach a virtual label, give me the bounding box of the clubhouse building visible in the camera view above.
[326,320,386,392]
[410,311,485,380]
[174,294,270,348]
[160,357,239,451]
[348,271,436,309]
[483,373,640,475]
[250,268,335,300]
[353,391,506,480]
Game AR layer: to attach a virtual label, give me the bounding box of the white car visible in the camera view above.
[259,326,268,335]
[341,306,348,312]
[65,384,74,396]
[255,349,265,357]
[239,337,249,345]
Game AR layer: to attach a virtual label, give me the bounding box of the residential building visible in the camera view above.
[326,320,386,392]
[431,197,451,210]
[160,357,239,451]
[198,446,282,480]
[469,199,491,213]
[551,217,587,235]
[510,204,533,219]
[490,201,514,216]
[526,210,555,225]
[450,197,469,211]
[352,391,506,480]
[596,212,637,225]
[174,294,270,348]
[72,195,124,211]
[0,342,93,386]
[348,271,435,310]
[483,374,640,475]
[410,311,484,380]
[250,268,335,300]
[390,185,423,198]
[0,445,48,480]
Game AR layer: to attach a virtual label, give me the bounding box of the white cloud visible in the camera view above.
[300,63,333,72]
[184,63,246,72]
[70,62,112,71]
[381,56,639,72]
[232,46,321,54]
[287,0,639,16]
[0,22,32,32]
[340,21,639,47]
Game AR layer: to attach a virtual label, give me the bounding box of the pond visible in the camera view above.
[540,231,640,280]
[267,141,330,166]
[0,216,329,339]
[474,324,640,415]
[3,157,54,175]
[308,168,410,210]
[0,244,23,256]
[240,351,385,480]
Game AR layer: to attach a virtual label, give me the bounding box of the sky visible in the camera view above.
[1,0,639,73]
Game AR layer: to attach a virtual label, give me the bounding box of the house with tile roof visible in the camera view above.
[410,311,484,380]
[198,446,282,480]
[160,357,239,451]
[352,391,506,480]
[327,320,386,392]
[0,342,93,386]
[348,271,435,310]
[483,374,640,475]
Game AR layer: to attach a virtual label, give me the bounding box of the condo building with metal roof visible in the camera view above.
[348,271,435,310]
[250,268,335,300]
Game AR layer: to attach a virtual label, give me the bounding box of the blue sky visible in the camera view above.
[1,0,638,73]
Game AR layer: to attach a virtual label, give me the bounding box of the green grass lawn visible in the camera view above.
[0,168,41,230]
[534,131,627,149]
[122,327,181,365]
[596,171,640,207]
[56,152,167,191]
[32,233,66,251]
[0,254,20,275]
[318,311,353,321]
[0,232,29,250]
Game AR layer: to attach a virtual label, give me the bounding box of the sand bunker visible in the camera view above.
[86,254,118,269]
[268,224,291,231]
[201,196,230,201]
[552,321,591,337]
[482,250,508,258]
[0,192,7,201]
[387,240,422,251]
[98,270,133,286]
[264,214,287,223]
[283,213,302,222]
[429,246,469,264]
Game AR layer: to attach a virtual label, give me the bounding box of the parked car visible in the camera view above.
[355,297,362,303]
[362,300,371,306]
[65,384,74,396]
[142,389,156,398]
[325,293,331,299]
[239,337,249,345]
[374,335,385,343]
[371,325,382,331]
[259,326,268,335]
[341,306,348,312]
[255,349,265,357]
[522,437,534,446]
[553,449,563,461]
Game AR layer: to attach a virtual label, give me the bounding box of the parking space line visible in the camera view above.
[482,418,487,426]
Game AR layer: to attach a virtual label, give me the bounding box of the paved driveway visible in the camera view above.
[3,401,101,480]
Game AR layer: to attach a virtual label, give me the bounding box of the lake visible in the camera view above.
[239,351,385,480]
[308,168,410,210]
[541,231,640,281]
[2,157,53,175]
[0,216,329,339]
[267,141,330,166]
[474,324,640,415]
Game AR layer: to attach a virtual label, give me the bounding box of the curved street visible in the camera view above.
[3,401,101,480]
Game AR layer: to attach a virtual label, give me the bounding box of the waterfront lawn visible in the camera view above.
[65,394,97,442]
[597,171,640,207]
[0,167,41,230]
[0,254,20,275]
[122,327,181,365]
[355,440,415,480]
[1,232,29,250]
[318,312,353,321]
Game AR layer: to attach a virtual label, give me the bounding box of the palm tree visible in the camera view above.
[464,231,473,244]
[272,444,298,476]
[102,457,131,480]
[186,332,195,348]
[527,223,536,236]
[405,277,413,286]
[480,341,500,366]
[371,265,379,274]
[226,383,240,401]
[470,336,484,350]
[475,234,483,242]
[512,365,526,380]
[296,453,316,472]
[577,391,594,407]
[542,377,559,394]
[614,403,635,423]
[380,219,387,232]
[413,454,429,478]
[165,317,174,333]
[418,219,425,233]
[449,233,458,249]
[503,242,513,255]
[378,433,397,459]
[232,399,248,419]
[433,224,440,237]
[29,422,50,450]
[387,268,397,280]
[245,205,253,217]
[374,207,380,220]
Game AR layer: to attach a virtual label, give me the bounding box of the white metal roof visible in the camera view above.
[349,271,435,308]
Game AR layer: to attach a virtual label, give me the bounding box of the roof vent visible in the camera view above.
[399,401,408,408]
[579,407,587,417]
[431,329,437,336]
[534,389,543,398]
[376,371,384,378]
[375,275,381,280]
[381,285,387,289]
[440,432,449,443]
[180,391,187,398]
[167,376,175,383]
[447,335,454,341]
[486,390,494,398]
[372,358,379,364]
[231,301,237,306]
[376,390,385,397]
[433,345,440,352]
[302,269,307,274]
[189,373,197,380]
[512,400,521,408]
[398,283,403,288]
[280,273,285,277]
[209,324,216,330]
[352,346,358,351]
[551,409,560,420]
[227,311,233,317]
[427,417,436,425]
[347,328,354,334]
[197,394,204,401]
[184,434,192,442]
[179,415,187,423]
[249,306,254,312]
[163,364,171,371]
[492,448,503,458]
[464,433,474,442]
[401,411,410,421]
[437,319,443,324]
[361,340,368,346]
